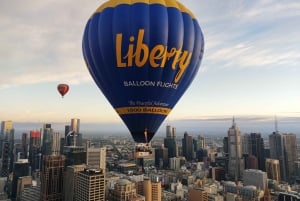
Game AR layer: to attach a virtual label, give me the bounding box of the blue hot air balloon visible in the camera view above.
[82,0,204,143]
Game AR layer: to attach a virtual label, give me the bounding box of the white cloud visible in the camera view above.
[1,0,300,88]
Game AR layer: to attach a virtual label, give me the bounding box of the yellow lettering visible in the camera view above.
[174,51,192,83]
[135,29,148,67]
[124,36,135,67]
[115,29,193,83]
[171,48,182,70]
[149,45,165,68]
[116,33,126,67]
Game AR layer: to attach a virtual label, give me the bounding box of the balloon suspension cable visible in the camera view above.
[144,129,148,144]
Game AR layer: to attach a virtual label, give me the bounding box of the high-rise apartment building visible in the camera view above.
[20,184,41,201]
[11,159,30,200]
[269,131,285,179]
[16,176,32,201]
[194,135,205,151]
[265,158,281,183]
[21,133,28,159]
[243,133,265,170]
[41,124,61,156]
[166,125,175,138]
[150,179,161,201]
[142,178,162,201]
[75,168,105,201]
[64,164,86,201]
[65,118,82,147]
[269,132,297,181]
[51,132,60,156]
[1,120,13,135]
[182,132,194,161]
[40,155,65,201]
[29,130,41,172]
[228,117,244,181]
[41,124,53,156]
[86,147,106,173]
[282,134,297,179]
[154,147,168,169]
[169,157,181,171]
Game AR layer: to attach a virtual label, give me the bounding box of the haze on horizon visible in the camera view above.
[11,115,300,139]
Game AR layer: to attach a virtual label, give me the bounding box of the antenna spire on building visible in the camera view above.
[232,116,236,128]
[275,115,279,133]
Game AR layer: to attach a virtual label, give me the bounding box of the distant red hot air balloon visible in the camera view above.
[57,84,69,98]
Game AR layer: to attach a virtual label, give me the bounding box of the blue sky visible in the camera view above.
[1,0,300,131]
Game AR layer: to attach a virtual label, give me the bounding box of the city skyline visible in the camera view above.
[1,1,300,127]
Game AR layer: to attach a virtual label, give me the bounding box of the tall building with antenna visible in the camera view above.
[269,117,298,182]
[228,117,244,181]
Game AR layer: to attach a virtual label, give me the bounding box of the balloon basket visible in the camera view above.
[134,143,153,159]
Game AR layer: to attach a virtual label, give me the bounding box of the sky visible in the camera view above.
[1,0,300,135]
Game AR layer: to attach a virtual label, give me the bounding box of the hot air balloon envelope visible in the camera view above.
[57,84,69,98]
[82,0,204,143]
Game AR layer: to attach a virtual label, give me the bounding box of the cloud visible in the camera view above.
[0,1,102,89]
[198,0,300,72]
[1,0,300,89]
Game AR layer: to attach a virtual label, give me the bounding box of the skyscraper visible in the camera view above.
[1,120,13,135]
[166,125,175,138]
[182,132,194,161]
[29,130,41,173]
[269,131,284,179]
[250,133,265,170]
[0,120,14,177]
[86,147,106,173]
[141,177,162,201]
[164,125,177,161]
[243,133,265,170]
[22,133,28,159]
[66,118,82,147]
[71,118,80,133]
[41,124,61,156]
[40,155,65,201]
[41,124,53,156]
[154,147,168,169]
[64,164,86,201]
[151,179,161,201]
[228,117,244,181]
[282,134,297,180]
[75,168,105,201]
[269,132,297,181]
[11,159,30,200]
